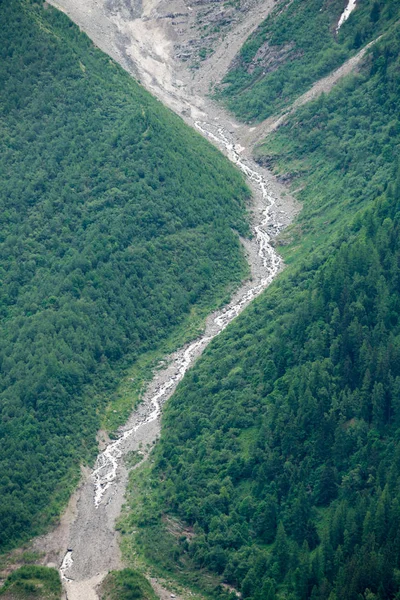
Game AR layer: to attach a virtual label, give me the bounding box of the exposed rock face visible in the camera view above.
[101,0,272,76]
[105,0,143,19]
[47,0,279,117]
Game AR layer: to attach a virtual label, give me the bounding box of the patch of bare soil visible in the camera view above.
[149,578,186,600]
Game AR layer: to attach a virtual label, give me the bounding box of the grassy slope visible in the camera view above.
[0,566,61,600]
[0,0,250,551]
[217,0,400,122]
[256,23,400,265]
[100,569,158,600]
[119,17,400,600]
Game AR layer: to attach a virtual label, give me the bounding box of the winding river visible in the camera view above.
[88,120,283,509]
[56,118,292,599]
[36,0,364,595]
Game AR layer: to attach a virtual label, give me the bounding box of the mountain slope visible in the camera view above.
[120,15,400,600]
[217,0,400,122]
[0,0,250,551]
[257,22,400,263]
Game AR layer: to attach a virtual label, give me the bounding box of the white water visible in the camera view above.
[336,0,357,31]
[92,337,208,507]
[91,121,283,508]
[60,550,74,582]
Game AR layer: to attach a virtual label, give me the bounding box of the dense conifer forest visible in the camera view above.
[131,182,400,600]
[121,5,400,600]
[0,0,249,550]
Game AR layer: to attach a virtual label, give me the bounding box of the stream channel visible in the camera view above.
[32,9,298,589]
[52,118,293,599]
[26,0,365,595]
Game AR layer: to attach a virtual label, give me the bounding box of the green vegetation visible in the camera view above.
[124,450,145,469]
[217,0,400,122]
[120,16,400,600]
[100,569,157,600]
[102,300,215,433]
[257,25,400,264]
[0,0,250,550]
[0,566,61,599]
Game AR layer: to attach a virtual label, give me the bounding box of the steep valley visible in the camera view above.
[2,1,400,600]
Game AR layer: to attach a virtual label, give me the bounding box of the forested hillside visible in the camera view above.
[122,13,400,600]
[257,20,400,263]
[0,0,249,550]
[217,0,400,122]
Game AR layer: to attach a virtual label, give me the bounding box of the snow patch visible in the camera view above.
[336,0,357,32]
